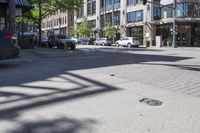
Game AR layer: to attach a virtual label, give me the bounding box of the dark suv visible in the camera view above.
[0,31,19,60]
[48,34,76,50]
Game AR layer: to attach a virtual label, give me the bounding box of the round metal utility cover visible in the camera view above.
[140,98,163,106]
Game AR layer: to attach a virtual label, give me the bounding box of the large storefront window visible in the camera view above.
[162,2,200,19]
[177,3,199,18]
[127,10,143,23]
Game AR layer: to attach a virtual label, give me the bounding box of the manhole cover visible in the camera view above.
[140,98,162,106]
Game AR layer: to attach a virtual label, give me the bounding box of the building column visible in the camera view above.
[96,0,101,39]
[120,0,127,37]
[143,0,156,47]
[84,0,87,17]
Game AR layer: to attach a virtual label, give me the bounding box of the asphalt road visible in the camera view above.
[0,45,200,133]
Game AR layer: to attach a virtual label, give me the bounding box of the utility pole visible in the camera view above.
[112,0,114,43]
[9,0,16,32]
[172,0,177,48]
[104,0,106,37]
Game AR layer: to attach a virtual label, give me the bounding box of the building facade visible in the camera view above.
[42,10,74,37]
[75,0,200,47]
[0,0,33,31]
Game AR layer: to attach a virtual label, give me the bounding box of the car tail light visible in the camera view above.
[2,34,18,47]
[3,35,17,40]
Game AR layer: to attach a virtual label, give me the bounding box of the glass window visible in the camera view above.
[163,2,200,18]
[106,0,120,5]
[154,7,161,20]
[92,1,96,14]
[87,3,92,15]
[162,5,173,18]
[0,17,5,30]
[127,10,143,23]
[127,0,134,6]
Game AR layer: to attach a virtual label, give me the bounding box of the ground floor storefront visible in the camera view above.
[0,0,33,31]
[157,22,200,47]
[127,26,143,45]
[126,22,200,47]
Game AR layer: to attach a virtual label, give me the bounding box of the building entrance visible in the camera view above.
[177,28,191,46]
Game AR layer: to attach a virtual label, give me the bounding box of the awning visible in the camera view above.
[0,0,33,9]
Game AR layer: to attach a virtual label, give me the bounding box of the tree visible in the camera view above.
[103,21,116,38]
[69,26,79,37]
[78,17,92,37]
[24,0,83,44]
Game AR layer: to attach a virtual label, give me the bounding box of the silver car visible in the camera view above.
[115,37,140,47]
[94,38,112,46]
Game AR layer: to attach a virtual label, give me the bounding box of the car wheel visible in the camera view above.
[127,43,131,48]
[70,45,76,50]
[48,43,52,48]
[116,43,119,47]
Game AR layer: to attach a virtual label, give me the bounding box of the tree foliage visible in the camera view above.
[78,17,92,37]
[22,0,83,44]
[25,0,83,24]
[103,21,116,38]
[69,26,79,37]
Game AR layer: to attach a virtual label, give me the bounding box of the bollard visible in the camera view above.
[63,43,68,51]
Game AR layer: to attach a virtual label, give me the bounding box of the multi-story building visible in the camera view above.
[0,0,33,31]
[75,0,200,47]
[42,10,74,37]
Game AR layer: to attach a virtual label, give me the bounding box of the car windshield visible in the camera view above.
[57,35,66,39]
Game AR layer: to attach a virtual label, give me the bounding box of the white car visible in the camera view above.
[115,37,140,47]
[94,38,112,46]
[69,37,81,44]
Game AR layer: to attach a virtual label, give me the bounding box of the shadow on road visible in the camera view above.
[0,47,193,132]
[7,117,96,133]
[141,63,200,72]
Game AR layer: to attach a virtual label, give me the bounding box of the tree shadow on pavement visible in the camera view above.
[0,47,194,132]
[7,117,96,133]
[141,63,200,72]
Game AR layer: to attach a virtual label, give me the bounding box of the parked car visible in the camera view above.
[0,31,20,60]
[94,38,112,46]
[18,34,34,49]
[70,37,81,44]
[48,34,76,50]
[115,37,140,47]
[41,37,48,47]
[81,37,95,45]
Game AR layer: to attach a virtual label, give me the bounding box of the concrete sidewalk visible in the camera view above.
[0,70,200,133]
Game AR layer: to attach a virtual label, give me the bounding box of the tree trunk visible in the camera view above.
[9,0,16,32]
[38,0,42,46]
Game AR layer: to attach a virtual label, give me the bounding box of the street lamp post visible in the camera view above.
[172,0,177,48]
[38,0,42,46]
[112,0,115,43]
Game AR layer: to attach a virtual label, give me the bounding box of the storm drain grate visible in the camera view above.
[140,98,163,106]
